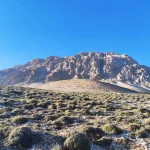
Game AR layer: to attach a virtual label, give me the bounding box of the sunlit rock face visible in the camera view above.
[0,52,150,88]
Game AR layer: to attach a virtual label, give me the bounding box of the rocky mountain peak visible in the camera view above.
[0,52,149,88]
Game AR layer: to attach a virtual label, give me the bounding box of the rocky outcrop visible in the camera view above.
[0,52,150,88]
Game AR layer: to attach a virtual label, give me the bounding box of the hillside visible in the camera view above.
[22,79,137,93]
[0,52,150,90]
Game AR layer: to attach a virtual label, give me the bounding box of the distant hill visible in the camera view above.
[21,79,138,93]
[0,52,150,92]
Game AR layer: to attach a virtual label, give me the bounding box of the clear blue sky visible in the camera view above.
[0,0,150,70]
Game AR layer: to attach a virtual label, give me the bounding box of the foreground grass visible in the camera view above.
[0,86,150,150]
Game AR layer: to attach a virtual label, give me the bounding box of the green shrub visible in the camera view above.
[63,133,90,150]
[8,126,41,148]
[102,124,122,134]
[52,116,75,129]
[57,116,75,125]
[77,126,105,140]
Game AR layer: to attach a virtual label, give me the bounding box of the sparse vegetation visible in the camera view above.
[0,86,150,149]
[63,133,91,150]
[77,126,105,140]
[102,123,123,134]
[8,126,41,148]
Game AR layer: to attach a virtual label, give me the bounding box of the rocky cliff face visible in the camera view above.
[0,52,150,88]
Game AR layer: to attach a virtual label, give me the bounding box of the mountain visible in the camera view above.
[0,52,150,89]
